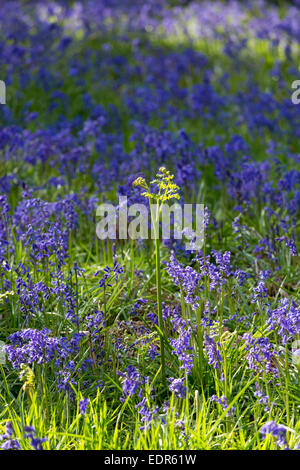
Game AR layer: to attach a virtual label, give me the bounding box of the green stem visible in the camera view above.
[285,345,290,425]
[151,202,166,386]
[155,235,166,385]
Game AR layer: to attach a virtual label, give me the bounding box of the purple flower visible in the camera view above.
[204,335,223,369]
[169,317,194,374]
[267,299,300,345]
[243,333,279,376]
[79,398,89,416]
[254,383,272,411]
[210,395,235,416]
[117,365,143,400]
[260,421,288,448]
[168,377,186,399]
[24,426,47,450]
[135,398,159,430]
[1,439,21,450]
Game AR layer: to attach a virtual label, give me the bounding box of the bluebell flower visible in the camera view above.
[79,398,90,416]
[260,421,288,449]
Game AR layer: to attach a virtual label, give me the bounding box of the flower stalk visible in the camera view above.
[133,167,180,386]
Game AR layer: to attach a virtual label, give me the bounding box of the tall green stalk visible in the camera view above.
[149,199,166,384]
[155,222,166,384]
[133,167,180,386]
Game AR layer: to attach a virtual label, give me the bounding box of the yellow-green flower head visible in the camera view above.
[0,291,14,303]
[133,167,180,202]
[132,177,147,189]
[158,166,167,174]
